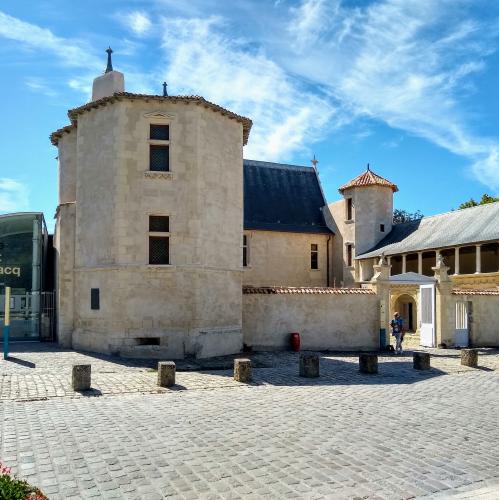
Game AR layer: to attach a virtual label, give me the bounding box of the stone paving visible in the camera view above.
[0,343,498,499]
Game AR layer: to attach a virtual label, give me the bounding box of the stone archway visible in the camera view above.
[393,293,417,332]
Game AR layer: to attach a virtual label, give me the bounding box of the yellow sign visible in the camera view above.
[5,286,10,326]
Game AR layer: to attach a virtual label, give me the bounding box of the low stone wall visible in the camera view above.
[242,286,379,351]
[452,290,499,347]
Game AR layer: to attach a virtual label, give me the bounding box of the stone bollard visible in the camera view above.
[461,349,478,368]
[413,352,431,370]
[234,358,252,383]
[359,354,378,374]
[299,353,320,378]
[72,364,91,391]
[158,361,176,387]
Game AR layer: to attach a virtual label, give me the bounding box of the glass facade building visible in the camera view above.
[0,213,50,340]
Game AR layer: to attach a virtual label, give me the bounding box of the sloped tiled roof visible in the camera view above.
[51,92,252,145]
[357,202,499,259]
[339,167,398,193]
[243,286,374,295]
[452,289,499,296]
[244,160,333,234]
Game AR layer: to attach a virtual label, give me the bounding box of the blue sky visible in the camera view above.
[1,0,499,231]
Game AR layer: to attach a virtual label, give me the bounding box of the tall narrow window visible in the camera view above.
[150,145,169,171]
[311,244,319,269]
[149,124,170,172]
[90,288,100,310]
[346,244,353,267]
[149,215,170,265]
[380,224,385,232]
[243,234,249,267]
[346,198,353,221]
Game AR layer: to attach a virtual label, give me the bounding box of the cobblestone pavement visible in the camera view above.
[0,344,498,499]
[1,343,498,401]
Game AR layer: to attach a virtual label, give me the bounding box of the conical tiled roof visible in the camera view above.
[339,166,398,193]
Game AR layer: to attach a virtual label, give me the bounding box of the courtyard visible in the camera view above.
[0,344,498,499]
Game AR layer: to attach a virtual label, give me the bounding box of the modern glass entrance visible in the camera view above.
[0,213,48,341]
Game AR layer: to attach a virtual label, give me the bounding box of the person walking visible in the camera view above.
[390,312,405,354]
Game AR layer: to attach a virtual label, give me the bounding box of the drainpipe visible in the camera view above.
[326,235,331,287]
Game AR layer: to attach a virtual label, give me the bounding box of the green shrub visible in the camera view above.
[0,462,46,499]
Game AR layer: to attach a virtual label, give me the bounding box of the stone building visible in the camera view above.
[46,51,499,357]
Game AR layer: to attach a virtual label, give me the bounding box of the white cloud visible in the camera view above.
[124,11,152,36]
[0,11,100,70]
[471,148,499,193]
[162,17,338,161]
[25,77,57,97]
[0,179,29,213]
[288,0,340,50]
[283,0,499,190]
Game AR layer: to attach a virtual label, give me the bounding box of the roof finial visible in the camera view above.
[105,47,113,73]
[163,82,168,97]
[367,163,370,171]
[311,154,319,169]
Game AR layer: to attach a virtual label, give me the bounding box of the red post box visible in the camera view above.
[290,332,301,352]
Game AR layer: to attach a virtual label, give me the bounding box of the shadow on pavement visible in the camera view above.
[246,356,449,387]
[5,356,36,368]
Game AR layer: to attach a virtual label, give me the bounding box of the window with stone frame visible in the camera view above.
[311,244,319,269]
[149,124,170,172]
[149,215,170,265]
[346,244,353,267]
[346,198,353,221]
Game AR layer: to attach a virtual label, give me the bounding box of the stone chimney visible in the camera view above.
[92,47,124,101]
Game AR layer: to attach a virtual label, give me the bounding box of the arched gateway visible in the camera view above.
[388,272,437,348]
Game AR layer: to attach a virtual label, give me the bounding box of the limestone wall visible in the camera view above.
[451,273,499,291]
[470,294,499,346]
[449,292,499,347]
[56,98,245,358]
[324,202,346,286]
[328,185,393,286]
[242,288,379,351]
[58,131,77,204]
[53,203,76,347]
[242,231,331,287]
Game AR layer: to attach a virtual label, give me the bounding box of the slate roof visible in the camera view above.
[339,167,398,192]
[389,272,436,284]
[51,92,252,145]
[357,202,499,259]
[243,160,333,234]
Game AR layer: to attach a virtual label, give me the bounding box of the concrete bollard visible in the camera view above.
[158,361,176,387]
[72,364,91,391]
[359,354,378,374]
[461,349,478,368]
[413,352,431,370]
[234,358,252,383]
[299,353,320,378]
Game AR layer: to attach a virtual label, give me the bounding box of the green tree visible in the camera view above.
[393,209,423,224]
[458,194,499,209]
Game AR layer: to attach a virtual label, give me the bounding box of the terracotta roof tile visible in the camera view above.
[50,124,76,145]
[452,289,499,296]
[50,92,252,146]
[243,286,375,295]
[339,167,398,193]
